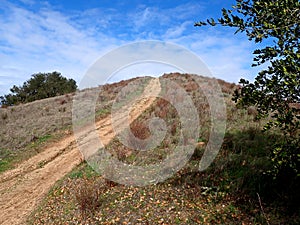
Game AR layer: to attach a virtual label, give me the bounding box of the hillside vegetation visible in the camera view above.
[0,77,140,172]
[0,72,77,106]
[1,73,299,224]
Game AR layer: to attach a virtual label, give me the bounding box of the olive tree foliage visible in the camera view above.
[0,71,77,106]
[195,0,299,176]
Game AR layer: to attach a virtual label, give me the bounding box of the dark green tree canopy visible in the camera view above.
[195,0,299,175]
[1,71,77,106]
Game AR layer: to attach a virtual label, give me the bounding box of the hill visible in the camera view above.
[0,73,298,224]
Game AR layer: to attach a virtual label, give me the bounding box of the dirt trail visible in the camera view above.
[0,78,161,225]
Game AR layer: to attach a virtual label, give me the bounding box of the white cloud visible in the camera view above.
[0,2,121,96]
[167,2,204,20]
[81,41,212,89]
[163,21,192,39]
[129,6,165,34]
[134,7,152,28]
[128,2,204,36]
[19,0,35,5]
[162,27,260,83]
[196,35,259,83]
[0,0,260,98]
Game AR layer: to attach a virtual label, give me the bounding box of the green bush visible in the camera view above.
[0,71,77,106]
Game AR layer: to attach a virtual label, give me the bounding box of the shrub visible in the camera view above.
[1,112,8,120]
[0,71,77,105]
[74,179,106,218]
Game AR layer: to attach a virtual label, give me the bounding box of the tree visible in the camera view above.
[1,72,77,105]
[195,0,299,176]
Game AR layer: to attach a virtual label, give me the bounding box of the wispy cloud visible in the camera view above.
[127,2,204,37]
[163,21,192,39]
[0,1,122,96]
[162,26,259,83]
[18,0,35,5]
[0,0,259,97]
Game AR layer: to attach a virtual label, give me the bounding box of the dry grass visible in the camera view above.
[0,94,75,151]
[0,77,149,152]
[73,178,108,218]
[26,73,299,225]
[2,73,297,224]
[0,77,150,174]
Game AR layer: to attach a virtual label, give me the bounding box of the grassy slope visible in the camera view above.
[1,73,298,224]
[30,74,299,224]
[0,77,143,173]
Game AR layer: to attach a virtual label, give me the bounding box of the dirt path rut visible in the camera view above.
[0,78,160,225]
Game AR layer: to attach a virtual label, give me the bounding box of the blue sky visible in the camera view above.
[0,0,262,96]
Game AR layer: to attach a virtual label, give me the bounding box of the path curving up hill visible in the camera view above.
[0,78,161,225]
